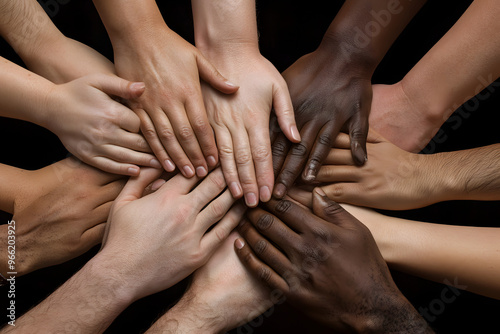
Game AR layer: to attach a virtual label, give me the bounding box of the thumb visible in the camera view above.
[114,167,163,206]
[94,74,145,100]
[311,187,346,226]
[196,54,239,94]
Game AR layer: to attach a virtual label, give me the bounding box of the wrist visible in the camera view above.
[197,40,260,67]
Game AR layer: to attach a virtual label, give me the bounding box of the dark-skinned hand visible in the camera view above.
[273,48,372,199]
[235,189,433,333]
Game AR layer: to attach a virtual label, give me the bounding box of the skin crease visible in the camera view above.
[146,231,274,334]
[0,158,125,277]
[272,0,427,200]
[235,191,432,333]
[93,0,239,177]
[3,168,245,333]
[192,0,300,206]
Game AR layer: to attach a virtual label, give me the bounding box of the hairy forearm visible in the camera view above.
[192,0,259,57]
[1,253,134,333]
[401,0,500,122]
[343,205,500,300]
[424,144,500,202]
[320,0,426,72]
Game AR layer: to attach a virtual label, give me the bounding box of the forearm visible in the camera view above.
[0,164,29,214]
[423,144,500,202]
[0,57,53,127]
[401,0,500,122]
[1,253,134,333]
[342,205,500,300]
[192,0,259,59]
[319,0,426,73]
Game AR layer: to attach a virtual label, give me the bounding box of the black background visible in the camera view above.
[1,0,499,333]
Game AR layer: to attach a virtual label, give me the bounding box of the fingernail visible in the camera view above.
[245,192,258,207]
[183,165,195,178]
[304,168,316,182]
[128,167,140,175]
[164,160,176,172]
[315,187,327,197]
[230,182,243,198]
[290,125,301,142]
[353,142,367,165]
[225,80,238,88]
[207,155,217,167]
[151,179,166,191]
[130,82,145,91]
[150,158,161,169]
[273,183,286,198]
[260,186,271,202]
[196,166,207,177]
[235,238,245,249]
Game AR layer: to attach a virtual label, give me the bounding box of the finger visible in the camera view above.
[113,130,152,154]
[189,168,227,211]
[264,197,316,233]
[238,218,295,276]
[348,108,369,166]
[196,53,239,94]
[232,126,259,207]
[234,237,290,293]
[96,179,127,206]
[197,189,236,231]
[114,167,163,204]
[136,108,176,172]
[312,187,358,229]
[272,83,300,143]
[185,96,219,169]
[200,201,246,254]
[324,148,355,166]
[303,121,342,182]
[271,132,290,176]
[273,123,318,199]
[320,183,369,208]
[287,187,313,209]
[248,121,274,202]
[116,106,142,133]
[90,156,140,176]
[99,145,160,169]
[214,126,243,199]
[168,104,209,177]
[92,74,145,100]
[81,223,107,249]
[246,207,300,255]
[315,165,360,183]
[333,132,351,149]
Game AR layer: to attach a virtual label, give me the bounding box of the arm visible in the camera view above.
[0,57,158,175]
[146,232,274,334]
[93,0,238,176]
[272,0,427,199]
[236,192,432,333]
[2,167,243,332]
[0,0,114,83]
[315,132,500,210]
[370,0,500,152]
[341,204,500,300]
[191,0,299,206]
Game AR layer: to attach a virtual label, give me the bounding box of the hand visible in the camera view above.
[11,158,125,276]
[235,190,431,333]
[100,167,245,301]
[202,51,299,207]
[273,48,372,199]
[113,26,238,177]
[369,83,442,153]
[148,231,275,333]
[45,74,159,176]
[315,132,446,210]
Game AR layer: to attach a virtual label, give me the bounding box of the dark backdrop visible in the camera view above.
[1,1,499,333]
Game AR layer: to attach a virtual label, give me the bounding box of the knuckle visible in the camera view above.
[272,141,287,157]
[258,266,273,283]
[218,145,233,158]
[252,146,271,163]
[177,126,195,141]
[325,185,344,198]
[291,143,308,157]
[158,127,176,142]
[254,240,268,255]
[235,149,252,166]
[323,201,344,217]
[275,199,292,214]
[318,133,333,147]
[256,214,274,231]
